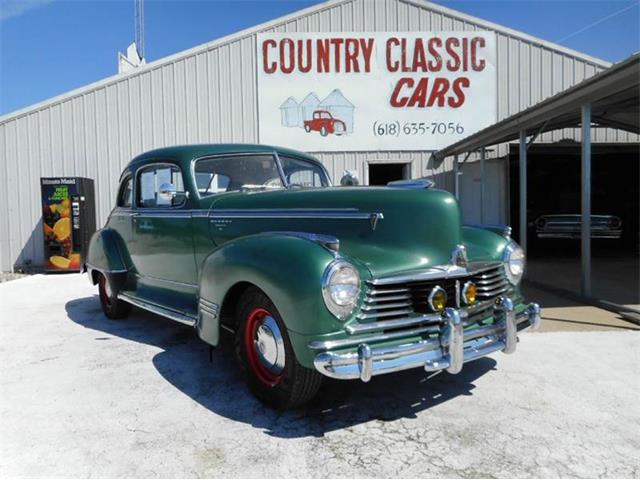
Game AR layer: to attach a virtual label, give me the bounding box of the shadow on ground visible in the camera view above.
[66,295,496,438]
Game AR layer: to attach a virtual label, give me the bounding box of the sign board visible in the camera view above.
[257,32,497,151]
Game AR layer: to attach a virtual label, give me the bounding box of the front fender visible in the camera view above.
[462,225,511,262]
[197,233,354,354]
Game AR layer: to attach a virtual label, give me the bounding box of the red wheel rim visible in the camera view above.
[99,275,112,309]
[244,307,284,387]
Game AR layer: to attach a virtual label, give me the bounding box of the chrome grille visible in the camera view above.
[468,265,509,300]
[353,263,510,334]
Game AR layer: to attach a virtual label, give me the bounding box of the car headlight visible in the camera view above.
[503,241,525,285]
[322,260,360,320]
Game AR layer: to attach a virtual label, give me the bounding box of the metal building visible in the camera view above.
[0,0,636,271]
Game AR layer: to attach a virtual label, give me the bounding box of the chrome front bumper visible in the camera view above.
[313,298,541,382]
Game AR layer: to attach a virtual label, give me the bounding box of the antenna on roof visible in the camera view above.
[118,0,146,73]
[134,0,145,60]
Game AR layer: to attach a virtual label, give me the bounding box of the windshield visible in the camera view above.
[194,153,329,195]
[195,154,283,195]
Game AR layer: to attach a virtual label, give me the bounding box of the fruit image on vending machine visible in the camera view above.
[40,177,96,272]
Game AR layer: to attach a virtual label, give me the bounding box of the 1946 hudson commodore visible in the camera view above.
[86,144,540,408]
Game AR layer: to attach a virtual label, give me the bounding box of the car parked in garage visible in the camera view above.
[533,214,623,239]
[86,144,540,408]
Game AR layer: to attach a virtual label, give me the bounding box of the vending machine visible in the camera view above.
[40,177,96,272]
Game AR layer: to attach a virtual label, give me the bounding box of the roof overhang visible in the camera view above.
[432,53,639,167]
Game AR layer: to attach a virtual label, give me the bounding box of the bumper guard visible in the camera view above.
[313,297,541,382]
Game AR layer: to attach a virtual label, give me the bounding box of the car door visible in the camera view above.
[131,162,197,315]
[111,173,134,248]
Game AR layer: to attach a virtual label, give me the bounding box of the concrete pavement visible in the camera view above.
[1,274,639,478]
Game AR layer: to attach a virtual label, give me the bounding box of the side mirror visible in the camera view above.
[340,170,360,186]
[158,183,188,206]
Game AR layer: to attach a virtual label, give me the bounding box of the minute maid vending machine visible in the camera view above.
[40,177,96,272]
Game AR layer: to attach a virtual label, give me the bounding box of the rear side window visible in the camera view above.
[137,164,185,208]
[117,177,133,207]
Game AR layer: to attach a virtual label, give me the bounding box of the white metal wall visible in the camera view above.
[0,0,635,271]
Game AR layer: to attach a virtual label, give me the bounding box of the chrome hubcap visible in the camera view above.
[254,316,285,375]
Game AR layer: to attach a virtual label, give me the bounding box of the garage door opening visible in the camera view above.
[368,163,410,185]
[509,143,640,309]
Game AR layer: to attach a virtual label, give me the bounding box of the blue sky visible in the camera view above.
[1,0,638,115]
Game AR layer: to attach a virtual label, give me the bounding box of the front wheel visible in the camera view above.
[320,126,328,136]
[304,124,311,133]
[98,273,131,320]
[235,287,322,409]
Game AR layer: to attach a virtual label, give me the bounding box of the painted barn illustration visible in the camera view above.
[279,89,354,136]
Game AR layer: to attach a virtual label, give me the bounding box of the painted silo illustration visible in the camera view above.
[279,97,300,127]
[298,92,321,126]
[318,89,355,133]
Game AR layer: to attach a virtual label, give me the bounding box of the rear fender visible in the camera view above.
[86,228,129,293]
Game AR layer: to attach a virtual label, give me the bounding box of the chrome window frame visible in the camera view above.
[134,161,188,210]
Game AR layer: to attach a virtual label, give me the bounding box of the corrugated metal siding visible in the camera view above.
[0,0,636,270]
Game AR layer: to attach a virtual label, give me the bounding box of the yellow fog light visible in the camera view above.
[428,286,447,311]
[462,281,477,305]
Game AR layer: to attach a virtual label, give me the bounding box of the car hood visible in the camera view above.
[205,186,463,277]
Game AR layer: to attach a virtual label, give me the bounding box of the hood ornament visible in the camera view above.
[451,245,468,268]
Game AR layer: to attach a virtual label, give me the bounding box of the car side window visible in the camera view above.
[280,156,329,188]
[137,164,185,208]
[117,176,133,208]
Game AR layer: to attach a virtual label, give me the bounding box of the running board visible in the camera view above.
[118,292,197,327]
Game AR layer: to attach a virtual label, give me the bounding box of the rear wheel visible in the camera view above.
[98,273,131,320]
[320,126,328,136]
[235,287,322,409]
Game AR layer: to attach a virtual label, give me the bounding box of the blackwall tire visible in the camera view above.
[304,125,311,133]
[235,287,323,409]
[98,273,131,320]
[320,126,328,137]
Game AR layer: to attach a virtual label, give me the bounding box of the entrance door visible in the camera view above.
[368,163,410,185]
[131,162,197,315]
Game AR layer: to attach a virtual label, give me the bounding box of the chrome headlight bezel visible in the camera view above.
[503,241,526,285]
[322,260,361,321]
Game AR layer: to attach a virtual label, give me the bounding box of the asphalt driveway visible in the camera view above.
[1,274,638,478]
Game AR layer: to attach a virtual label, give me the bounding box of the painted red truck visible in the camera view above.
[304,110,347,136]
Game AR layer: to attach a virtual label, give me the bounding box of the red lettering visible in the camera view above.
[427,38,442,72]
[390,77,413,107]
[445,37,460,71]
[297,39,312,73]
[330,38,344,72]
[262,39,277,73]
[408,78,429,107]
[412,40,427,72]
[316,39,330,73]
[344,38,359,72]
[462,38,469,71]
[279,38,295,74]
[471,37,486,71]
[360,38,374,73]
[386,37,400,72]
[448,77,469,108]
[427,77,449,107]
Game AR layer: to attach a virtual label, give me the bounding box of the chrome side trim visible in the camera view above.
[85,262,128,275]
[209,208,384,222]
[268,231,339,252]
[118,292,197,327]
[134,273,198,289]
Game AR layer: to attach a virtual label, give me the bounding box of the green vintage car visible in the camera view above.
[86,144,540,408]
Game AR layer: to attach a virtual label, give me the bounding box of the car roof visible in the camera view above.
[126,143,324,171]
